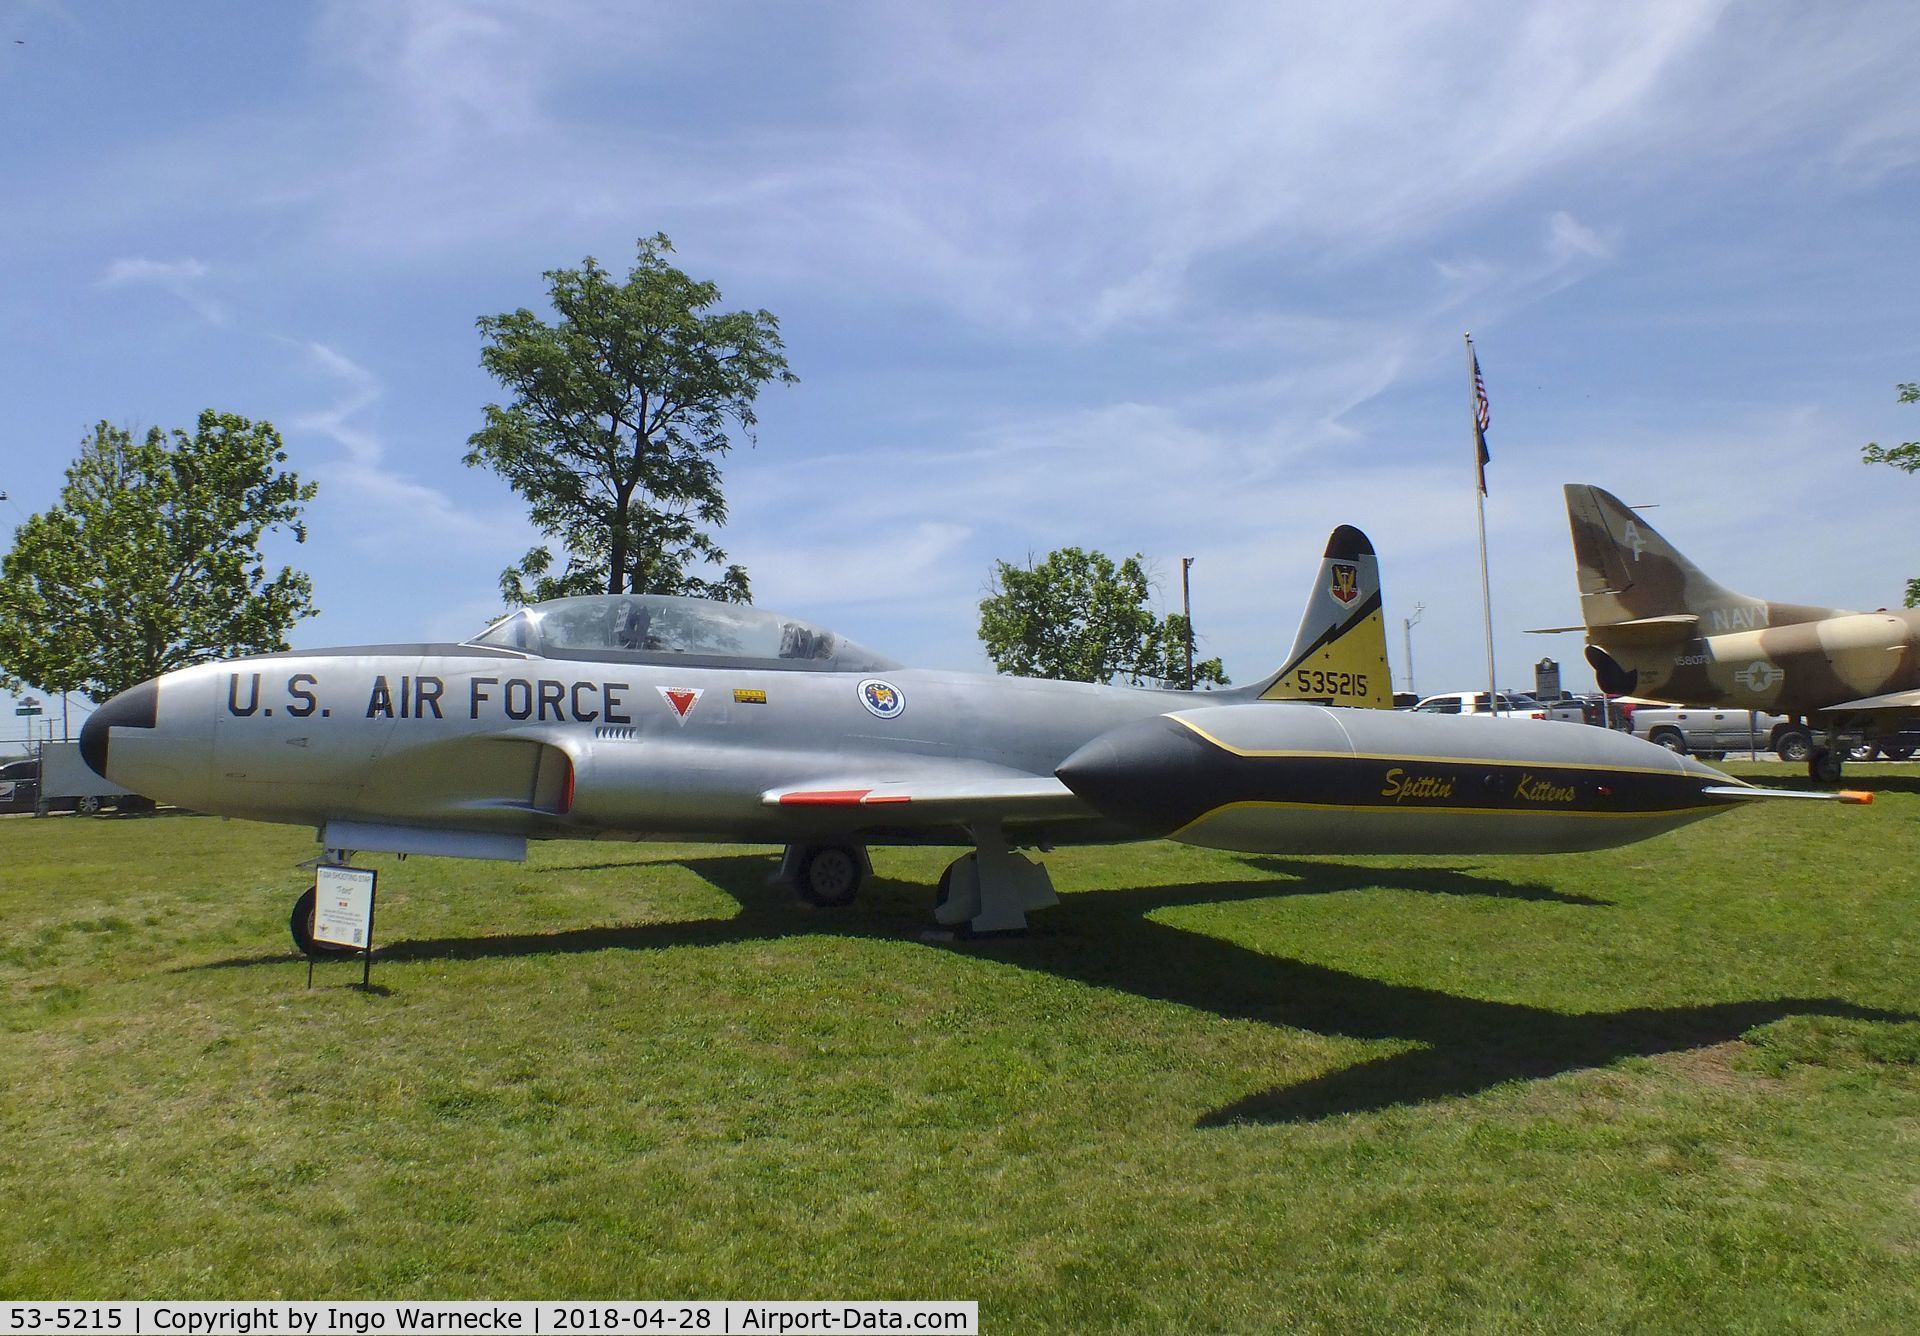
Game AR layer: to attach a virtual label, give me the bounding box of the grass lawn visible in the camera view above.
[2,763,1917,1330]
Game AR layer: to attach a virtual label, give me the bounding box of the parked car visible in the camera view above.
[1848,720,1920,762]
[0,759,40,813]
[1627,705,1799,760]
[1541,693,1634,729]
[1410,691,1551,720]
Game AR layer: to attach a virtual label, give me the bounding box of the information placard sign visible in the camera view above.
[314,865,377,948]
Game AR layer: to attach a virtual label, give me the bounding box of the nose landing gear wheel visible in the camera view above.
[290,884,356,956]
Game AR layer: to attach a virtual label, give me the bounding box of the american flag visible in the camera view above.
[1472,350,1491,494]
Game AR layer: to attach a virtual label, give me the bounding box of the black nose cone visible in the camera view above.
[79,679,158,779]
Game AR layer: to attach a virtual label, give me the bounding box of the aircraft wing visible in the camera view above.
[764,775,1087,822]
[1815,688,1920,719]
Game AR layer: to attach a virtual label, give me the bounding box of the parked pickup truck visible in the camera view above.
[35,742,145,814]
[1626,706,1804,761]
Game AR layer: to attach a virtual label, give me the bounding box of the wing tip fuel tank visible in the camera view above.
[1059,704,1789,856]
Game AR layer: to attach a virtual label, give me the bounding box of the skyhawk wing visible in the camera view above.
[1815,688,1920,719]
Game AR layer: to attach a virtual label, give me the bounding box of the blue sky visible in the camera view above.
[4,1,1919,743]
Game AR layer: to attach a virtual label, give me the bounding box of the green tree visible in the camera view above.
[0,412,318,702]
[466,233,796,606]
[1862,381,1920,607]
[977,548,1230,687]
[1151,613,1231,690]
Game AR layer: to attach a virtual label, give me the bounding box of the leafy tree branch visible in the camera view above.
[0,412,317,702]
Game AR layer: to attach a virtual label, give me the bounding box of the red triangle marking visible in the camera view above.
[664,689,698,718]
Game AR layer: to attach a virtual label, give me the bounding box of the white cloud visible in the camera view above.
[52,3,1915,351]
[734,521,973,611]
[97,256,206,287]
[1547,212,1615,264]
[16,3,1920,676]
[284,339,522,551]
[95,256,224,322]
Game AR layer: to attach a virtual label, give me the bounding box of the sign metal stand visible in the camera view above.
[309,864,380,990]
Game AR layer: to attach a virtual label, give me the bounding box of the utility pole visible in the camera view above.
[1180,557,1195,691]
[1402,601,1426,697]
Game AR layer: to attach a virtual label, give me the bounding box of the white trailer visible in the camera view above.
[38,741,139,814]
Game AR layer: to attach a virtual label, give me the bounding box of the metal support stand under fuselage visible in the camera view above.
[934,822,1059,934]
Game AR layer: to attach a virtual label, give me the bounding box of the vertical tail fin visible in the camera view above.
[1250,525,1393,708]
[1564,484,1751,626]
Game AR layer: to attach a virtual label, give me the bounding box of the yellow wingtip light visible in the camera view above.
[1838,790,1875,805]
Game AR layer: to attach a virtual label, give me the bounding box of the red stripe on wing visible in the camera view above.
[776,789,912,807]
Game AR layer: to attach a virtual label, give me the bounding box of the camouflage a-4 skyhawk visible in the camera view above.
[82,525,1858,953]
[1546,484,1920,780]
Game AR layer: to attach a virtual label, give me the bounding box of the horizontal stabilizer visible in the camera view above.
[1587,614,1700,643]
[1527,625,1587,635]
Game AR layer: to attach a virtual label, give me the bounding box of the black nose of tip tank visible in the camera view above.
[1056,715,1214,837]
[79,678,159,779]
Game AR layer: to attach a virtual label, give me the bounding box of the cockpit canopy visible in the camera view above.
[466,594,901,672]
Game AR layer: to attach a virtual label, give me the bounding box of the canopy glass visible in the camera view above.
[468,595,901,672]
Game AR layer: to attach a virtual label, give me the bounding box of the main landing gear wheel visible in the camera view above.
[289,884,355,957]
[1808,747,1845,784]
[796,844,863,908]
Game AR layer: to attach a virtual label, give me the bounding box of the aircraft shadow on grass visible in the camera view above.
[191,852,1913,1127]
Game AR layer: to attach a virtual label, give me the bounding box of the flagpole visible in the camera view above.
[1466,333,1497,712]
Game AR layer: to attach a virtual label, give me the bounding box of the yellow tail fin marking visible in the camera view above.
[1259,525,1393,709]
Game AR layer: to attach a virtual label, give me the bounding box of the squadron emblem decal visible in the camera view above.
[657,686,703,723]
[1329,561,1359,605]
[858,678,906,720]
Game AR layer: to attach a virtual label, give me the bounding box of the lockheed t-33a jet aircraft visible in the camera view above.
[1546,484,1920,782]
[81,526,1859,953]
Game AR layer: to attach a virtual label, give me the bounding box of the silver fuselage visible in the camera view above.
[99,646,1183,847]
[92,640,1748,860]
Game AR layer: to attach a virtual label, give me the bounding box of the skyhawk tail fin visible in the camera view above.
[1564,483,1752,627]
